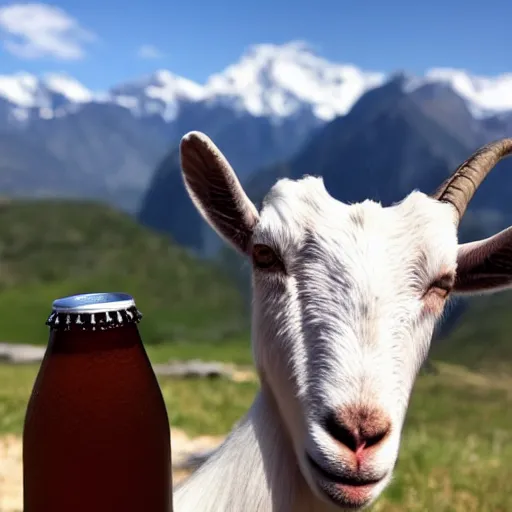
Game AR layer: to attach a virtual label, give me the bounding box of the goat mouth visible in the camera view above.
[306,453,383,487]
[306,453,385,510]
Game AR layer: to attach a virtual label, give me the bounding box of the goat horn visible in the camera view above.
[432,138,512,224]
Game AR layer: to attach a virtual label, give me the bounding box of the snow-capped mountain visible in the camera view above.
[0,72,94,121]
[201,41,386,120]
[1,42,511,124]
[108,70,204,122]
[402,68,512,118]
[0,40,510,218]
[101,42,386,123]
[140,61,512,259]
[104,42,512,122]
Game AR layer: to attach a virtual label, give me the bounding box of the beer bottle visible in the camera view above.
[23,292,172,512]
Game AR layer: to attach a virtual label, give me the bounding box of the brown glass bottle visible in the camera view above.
[23,292,173,512]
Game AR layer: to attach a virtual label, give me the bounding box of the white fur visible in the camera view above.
[174,140,510,511]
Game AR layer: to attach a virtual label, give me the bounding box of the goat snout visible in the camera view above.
[323,405,391,456]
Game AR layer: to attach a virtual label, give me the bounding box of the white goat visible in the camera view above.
[172,133,512,512]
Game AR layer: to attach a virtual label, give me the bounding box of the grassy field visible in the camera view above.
[2,294,512,511]
[1,198,512,510]
[431,292,512,376]
[374,364,512,511]
[1,348,511,511]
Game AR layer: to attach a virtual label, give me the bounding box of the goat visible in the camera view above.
[172,133,512,511]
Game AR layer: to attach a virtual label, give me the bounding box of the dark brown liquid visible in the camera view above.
[23,323,172,512]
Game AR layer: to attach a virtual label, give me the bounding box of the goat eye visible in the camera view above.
[427,274,455,298]
[252,244,282,271]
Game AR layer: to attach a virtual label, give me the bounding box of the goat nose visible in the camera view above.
[323,405,391,453]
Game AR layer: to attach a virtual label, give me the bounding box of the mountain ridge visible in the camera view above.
[0,41,511,216]
[139,70,512,260]
[1,42,511,125]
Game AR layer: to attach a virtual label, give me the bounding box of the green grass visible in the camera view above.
[0,365,35,434]
[0,199,249,345]
[431,291,512,375]
[374,364,512,511]
[1,197,512,509]
[162,378,258,436]
[146,338,252,366]
[2,360,510,511]
[2,289,512,511]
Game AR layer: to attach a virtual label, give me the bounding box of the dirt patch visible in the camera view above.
[0,431,223,512]
[0,436,21,512]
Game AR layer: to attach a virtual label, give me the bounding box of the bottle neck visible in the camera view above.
[48,323,144,355]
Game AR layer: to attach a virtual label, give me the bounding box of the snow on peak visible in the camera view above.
[401,67,512,117]
[425,68,512,116]
[0,72,39,107]
[0,71,93,118]
[43,73,93,103]
[203,41,386,121]
[1,42,512,126]
[108,70,204,121]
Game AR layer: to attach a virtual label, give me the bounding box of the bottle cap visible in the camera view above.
[46,292,143,331]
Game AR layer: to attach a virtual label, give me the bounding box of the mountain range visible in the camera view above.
[1,41,511,347]
[138,63,512,258]
[1,41,512,216]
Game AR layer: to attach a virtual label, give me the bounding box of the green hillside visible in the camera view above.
[0,199,248,345]
[431,292,512,375]
[0,200,511,511]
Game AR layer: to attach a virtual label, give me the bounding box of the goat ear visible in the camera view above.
[180,131,259,255]
[454,226,512,294]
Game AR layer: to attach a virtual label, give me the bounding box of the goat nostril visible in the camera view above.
[323,413,359,452]
[364,429,387,449]
[323,408,391,453]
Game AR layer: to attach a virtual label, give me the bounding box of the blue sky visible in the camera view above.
[0,0,509,90]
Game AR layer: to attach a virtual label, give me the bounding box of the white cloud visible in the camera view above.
[137,44,165,60]
[0,3,96,60]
